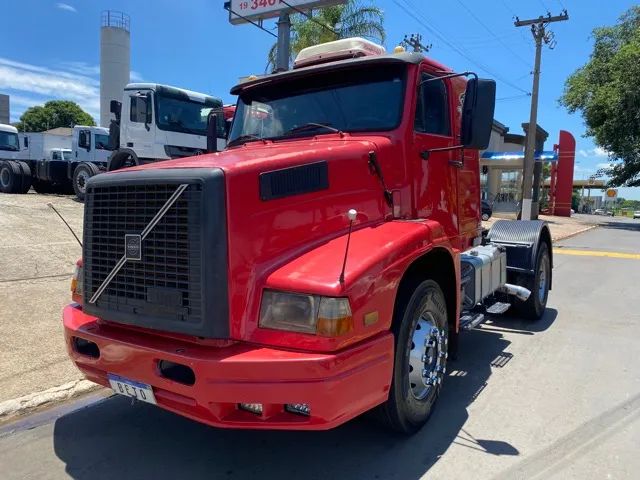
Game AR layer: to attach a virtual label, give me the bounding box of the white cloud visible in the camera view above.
[0,57,99,121]
[578,147,610,158]
[56,3,77,13]
[60,61,100,76]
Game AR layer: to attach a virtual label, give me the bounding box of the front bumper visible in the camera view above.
[63,305,394,430]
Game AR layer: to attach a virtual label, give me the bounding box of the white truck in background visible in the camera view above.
[0,125,110,199]
[107,83,228,171]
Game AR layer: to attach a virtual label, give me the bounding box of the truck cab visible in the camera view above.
[107,83,227,170]
[64,38,552,434]
[68,125,111,200]
[72,126,111,164]
[0,124,20,161]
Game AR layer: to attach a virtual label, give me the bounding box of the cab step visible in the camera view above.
[486,301,511,315]
[460,313,485,330]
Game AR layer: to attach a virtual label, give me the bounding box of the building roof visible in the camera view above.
[492,119,509,135]
[43,127,73,136]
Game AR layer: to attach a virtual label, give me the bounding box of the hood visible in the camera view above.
[128,136,393,337]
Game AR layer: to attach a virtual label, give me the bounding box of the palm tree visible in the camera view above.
[266,1,385,71]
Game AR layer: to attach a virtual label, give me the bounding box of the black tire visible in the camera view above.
[72,163,100,201]
[108,151,136,171]
[16,161,33,194]
[378,279,449,434]
[513,242,551,320]
[0,161,22,193]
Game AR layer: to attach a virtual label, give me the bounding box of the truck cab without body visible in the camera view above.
[107,83,228,171]
[63,39,552,433]
[0,125,110,198]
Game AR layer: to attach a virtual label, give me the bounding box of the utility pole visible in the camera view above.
[401,33,431,53]
[276,12,291,72]
[515,10,568,220]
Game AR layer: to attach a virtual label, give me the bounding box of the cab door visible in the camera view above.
[122,90,155,158]
[412,70,459,240]
[75,129,91,162]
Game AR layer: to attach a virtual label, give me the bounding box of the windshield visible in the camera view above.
[95,133,110,150]
[156,91,223,137]
[0,131,20,151]
[229,64,406,145]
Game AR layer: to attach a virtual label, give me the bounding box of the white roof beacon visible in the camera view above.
[293,37,386,69]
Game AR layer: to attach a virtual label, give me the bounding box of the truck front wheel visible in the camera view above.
[378,279,449,434]
[73,163,100,201]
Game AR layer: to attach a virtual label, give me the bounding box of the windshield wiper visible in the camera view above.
[285,123,343,136]
[227,134,265,148]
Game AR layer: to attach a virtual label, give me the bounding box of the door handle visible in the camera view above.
[449,160,464,168]
[127,142,133,147]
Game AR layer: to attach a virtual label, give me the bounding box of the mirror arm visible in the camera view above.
[421,144,465,161]
[418,71,477,87]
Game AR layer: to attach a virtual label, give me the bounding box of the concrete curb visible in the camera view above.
[551,224,598,243]
[0,379,101,420]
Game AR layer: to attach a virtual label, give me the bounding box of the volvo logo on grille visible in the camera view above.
[124,234,142,261]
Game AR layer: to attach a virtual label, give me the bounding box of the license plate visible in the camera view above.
[108,374,157,405]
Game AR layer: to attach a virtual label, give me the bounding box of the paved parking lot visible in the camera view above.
[0,215,638,479]
[0,192,83,402]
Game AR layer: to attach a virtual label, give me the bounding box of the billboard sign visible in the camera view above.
[228,0,345,25]
[605,188,618,200]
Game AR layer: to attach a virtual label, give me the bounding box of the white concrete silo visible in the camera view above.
[100,11,130,127]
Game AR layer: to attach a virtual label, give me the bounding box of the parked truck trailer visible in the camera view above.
[64,38,552,433]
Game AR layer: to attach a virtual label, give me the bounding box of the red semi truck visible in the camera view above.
[63,38,552,433]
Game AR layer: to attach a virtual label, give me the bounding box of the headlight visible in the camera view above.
[71,259,83,305]
[259,290,352,337]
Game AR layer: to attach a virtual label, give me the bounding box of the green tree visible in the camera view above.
[560,7,640,187]
[17,100,95,132]
[267,0,385,71]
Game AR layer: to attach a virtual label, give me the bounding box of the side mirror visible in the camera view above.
[110,100,122,116]
[207,113,218,153]
[461,78,496,150]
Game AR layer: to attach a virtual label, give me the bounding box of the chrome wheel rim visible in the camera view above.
[538,259,547,303]
[76,170,89,193]
[408,311,447,400]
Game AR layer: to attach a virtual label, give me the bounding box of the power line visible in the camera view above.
[453,0,531,68]
[496,94,531,102]
[497,0,536,53]
[401,33,431,52]
[394,0,530,95]
[537,0,551,13]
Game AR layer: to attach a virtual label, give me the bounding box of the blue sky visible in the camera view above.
[1,0,638,199]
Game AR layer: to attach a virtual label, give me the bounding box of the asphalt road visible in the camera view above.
[1,217,639,480]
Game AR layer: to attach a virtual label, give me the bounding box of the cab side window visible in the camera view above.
[130,96,149,123]
[414,74,451,136]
